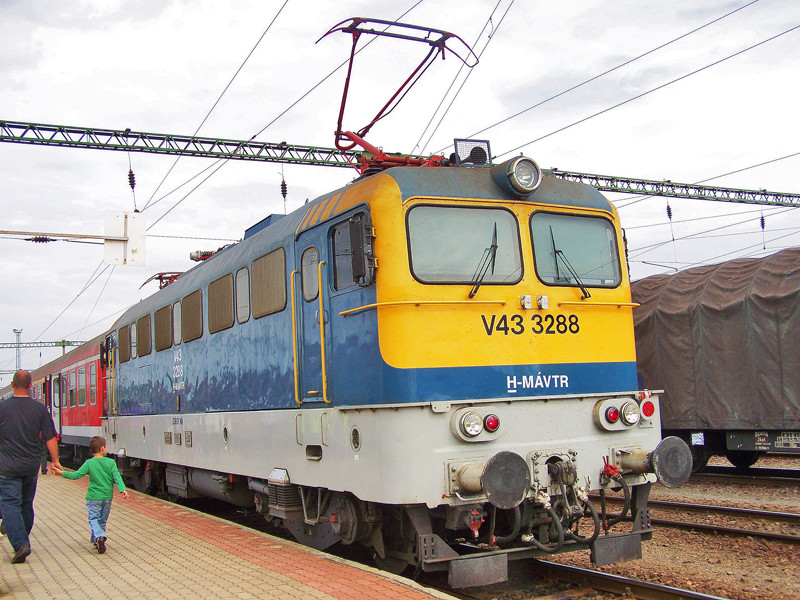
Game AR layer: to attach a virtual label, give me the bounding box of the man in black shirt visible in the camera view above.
[0,370,61,563]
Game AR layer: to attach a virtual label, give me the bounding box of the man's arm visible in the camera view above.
[46,436,62,472]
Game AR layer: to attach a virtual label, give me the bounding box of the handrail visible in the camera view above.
[317,261,330,404]
[339,299,506,317]
[290,270,301,405]
[557,301,640,308]
[110,347,117,415]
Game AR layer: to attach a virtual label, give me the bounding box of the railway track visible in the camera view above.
[696,466,800,486]
[597,495,800,544]
[436,561,731,600]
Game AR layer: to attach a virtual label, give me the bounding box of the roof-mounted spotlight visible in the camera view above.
[491,156,543,197]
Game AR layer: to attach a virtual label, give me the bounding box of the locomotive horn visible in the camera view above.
[618,436,692,489]
[456,451,531,509]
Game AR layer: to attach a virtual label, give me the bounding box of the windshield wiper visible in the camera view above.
[468,223,498,298]
[550,226,591,300]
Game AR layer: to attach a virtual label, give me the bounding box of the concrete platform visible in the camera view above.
[1,471,456,600]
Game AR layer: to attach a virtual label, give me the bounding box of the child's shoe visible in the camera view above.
[97,537,106,554]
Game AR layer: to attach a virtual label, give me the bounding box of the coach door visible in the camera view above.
[294,232,330,405]
[49,375,61,433]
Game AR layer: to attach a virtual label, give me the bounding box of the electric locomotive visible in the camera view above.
[22,140,689,587]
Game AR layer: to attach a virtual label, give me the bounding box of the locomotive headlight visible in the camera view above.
[460,411,484,437]
[605,406,620,424]
[508,157,542,194]
[491,156,543,197]
[620,401,641,426]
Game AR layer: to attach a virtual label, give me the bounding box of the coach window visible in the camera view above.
[236,267,250,323]
[130,322,138,359]
[90,363,97,406]
[137,314,152,356]
[182,290,203,342]
[154,305,172,352]
[209,274,235,334]
[69,370,76,408]
[530,212,621,288]
[252,248,287,317]
[78,366,86,407]
[301,246,319,302]
[407,205,523,285]
[118,325,131,363]
[53,377,60,408]
[172,301,182,346]
[61,375,68,408]
[332,220,356,291]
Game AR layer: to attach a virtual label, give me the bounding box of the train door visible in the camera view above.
[104,333,116,415]
[50,375,61,434]
[294,232,330,404]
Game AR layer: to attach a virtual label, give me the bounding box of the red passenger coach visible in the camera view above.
[28,333,108,462]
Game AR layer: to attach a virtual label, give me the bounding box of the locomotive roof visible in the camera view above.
[118,165,614,327]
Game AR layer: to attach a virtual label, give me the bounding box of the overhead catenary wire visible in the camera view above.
[78,265,116,340]
[414,0,514,155]
[438,0,761,153]
[144,0,426,224]
[141,0,290,212]
[495,23,800,159]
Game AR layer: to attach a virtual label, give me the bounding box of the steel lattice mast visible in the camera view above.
[2,119,799,206]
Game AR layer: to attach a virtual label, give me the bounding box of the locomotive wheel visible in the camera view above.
[373,508,416,575]
[374,552,412,575]
[725,450,761,469]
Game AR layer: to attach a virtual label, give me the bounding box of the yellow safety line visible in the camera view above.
[557,301,640,308]
[317,260,330,404]
[339,299,506,317]
[290,270,301,405]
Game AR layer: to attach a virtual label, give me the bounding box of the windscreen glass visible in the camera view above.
[408,206,522,284]
[531,212,621,287]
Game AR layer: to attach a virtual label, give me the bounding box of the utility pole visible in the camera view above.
[13,328,22,370]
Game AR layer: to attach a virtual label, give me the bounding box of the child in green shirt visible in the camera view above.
[53,435,128,554]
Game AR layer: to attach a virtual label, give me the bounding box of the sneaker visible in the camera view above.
[97,537,106,554]
[11,545,31,564]
[0,522,6,535]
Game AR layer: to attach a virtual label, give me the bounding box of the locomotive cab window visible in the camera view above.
[530,212,621,288]
[407,205,522,284]
[301,246,320,302]
[332,220,356,291]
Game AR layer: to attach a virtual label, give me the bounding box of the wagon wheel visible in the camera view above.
[725,450,761,470]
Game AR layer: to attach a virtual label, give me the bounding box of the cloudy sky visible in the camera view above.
[2,0,799,382]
